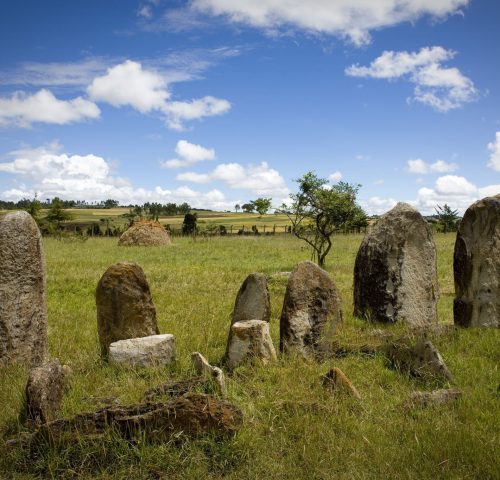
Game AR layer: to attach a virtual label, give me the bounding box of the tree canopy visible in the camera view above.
[280,171,367,267]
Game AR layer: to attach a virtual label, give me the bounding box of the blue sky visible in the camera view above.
[0,0,499,214]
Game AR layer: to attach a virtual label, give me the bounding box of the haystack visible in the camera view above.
[118,221,171,246]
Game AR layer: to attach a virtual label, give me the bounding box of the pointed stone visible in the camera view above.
[322,367,361,399]
[454,194,499,328]
[0,211,48,366]
[191,352,225,395]
[96,262,159,357]
[354,202,439,326]
[280,261,342,357]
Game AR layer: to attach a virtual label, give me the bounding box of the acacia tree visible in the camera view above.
[280,172,367,267]
[45,197,73,231]
[435,203,459,233]
[251,197,272,217]
[241,203,255,213]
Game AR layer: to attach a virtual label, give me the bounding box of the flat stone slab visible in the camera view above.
[109,334,175,367]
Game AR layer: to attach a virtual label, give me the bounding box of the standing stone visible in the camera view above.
[280,261,342,356]
[96,262,159,357]
[231,273,271,324]
[0,211,48,366]
[354,202,439,326]
[25,358,69,425]
[225,273,271,358]
[227,320,277,369]
[454,195,500,328]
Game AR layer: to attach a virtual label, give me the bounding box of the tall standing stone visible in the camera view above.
[353,203,438,326]
[225,273,271,358]
[280,261,342,357]
[96,262,159,357]
[454,195,499,328]
[0,211,48,366]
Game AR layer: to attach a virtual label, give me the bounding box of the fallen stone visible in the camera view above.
[22,393,243,445]
[191,352,225,395]
[227,320,277,369]
[280,260,342,357]
[321,367,361,399]
[118,220,171,246]
[109,334,175,367]
[454,194,500,328]
[0,211,48,366]
[405,388,462,408]
[354,202,439,326]
[25,359,70,425]
[385,338,453,382]
[96,261,159,357]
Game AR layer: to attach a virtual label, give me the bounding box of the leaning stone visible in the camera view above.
[280,261,342,357]
[25,359,69,425]
[354,202,439,326]
[405,388,462,408]
[227,320,277,369]
[96,262,159,357]
[321,367,361,399]
[454,194,500,328]
[0,211,48,366]
[385,338,453,382]
[109,334,175,367]
[23,393,243,445]
[191,352,225,395]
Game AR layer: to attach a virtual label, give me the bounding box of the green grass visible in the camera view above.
[1,233,499,479]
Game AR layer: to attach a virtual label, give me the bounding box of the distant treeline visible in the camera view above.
[0,197,213,215]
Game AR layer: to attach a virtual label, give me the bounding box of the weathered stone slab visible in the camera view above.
[109,334,175,367]
[25,359,70,425]
[0,211,48,366]
[385,338,453,382]
[19,393,243,445]
[227,320,276,369]
[280,261,342,357]
[405,388,462,408]
[354,202,439,326]
[96,262,159,357]
[454,194,499,328]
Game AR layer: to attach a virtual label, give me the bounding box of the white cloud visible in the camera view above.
[487,131,500,171]
[176,161,289,197]
[412,175,499,213]
[346,46,478,111]
[407,158,458,174]
[137,5,152,18]
[0,89,100,127]
[360,196,398,216]
[162,95,231,130]
[329,171,342,182]
[190,0,468,45]
[0,143,234,210]
[87,60,169,113]
[161,139,216,169]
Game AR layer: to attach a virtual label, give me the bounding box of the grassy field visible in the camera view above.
[0,233,498,479]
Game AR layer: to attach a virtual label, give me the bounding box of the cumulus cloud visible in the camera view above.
[360,196,398,216]
[407,158,458,174]
[487,131,500,171]
[0,143,234,210]
[162,95,231,130]
[161,139,216,169]
[87,60,169,113]
[0,89,100,127]
[346,46,478,111]
[328,171,342,182]
[176,161,289,197]
[412,175,499,213]
[189,0,468,45]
